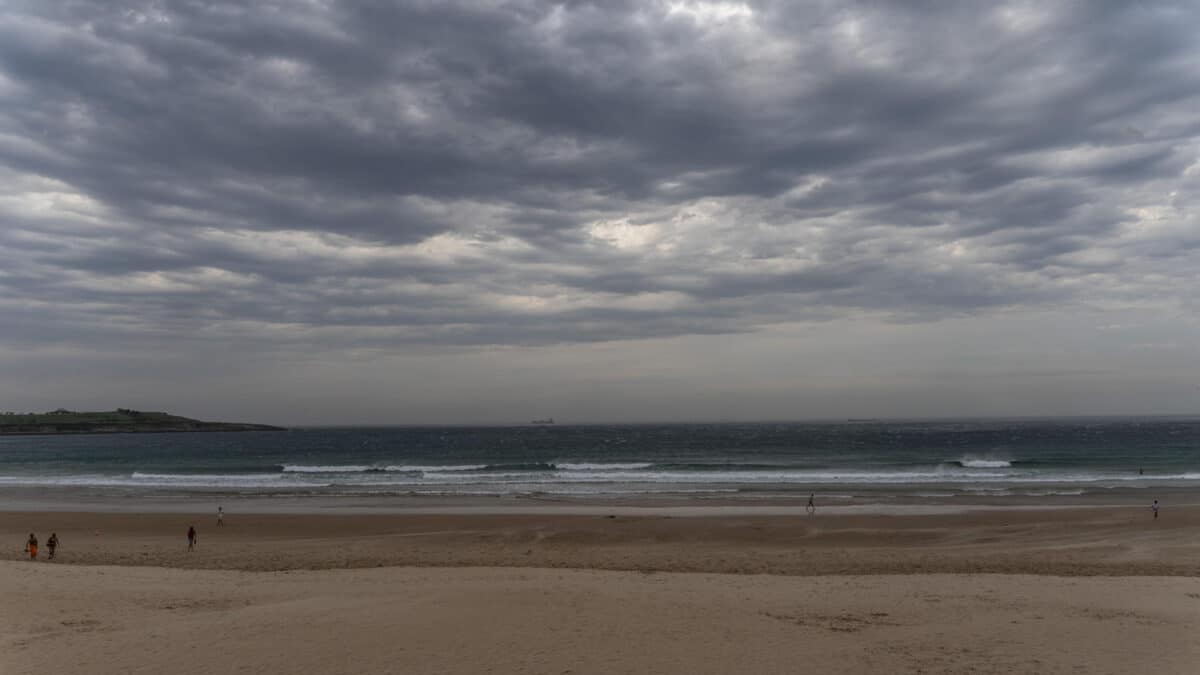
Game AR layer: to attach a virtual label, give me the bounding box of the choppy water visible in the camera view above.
[1,418,1198,499]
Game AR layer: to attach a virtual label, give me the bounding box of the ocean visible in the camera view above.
[1,418,1198,501]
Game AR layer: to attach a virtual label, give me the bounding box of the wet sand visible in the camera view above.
[2,504,1197,575]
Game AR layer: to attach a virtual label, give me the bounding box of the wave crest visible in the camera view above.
[382,464,487,473]
[282,463,552,474]
[954,457,1012,469]
[557,462,653,471]
[281,465,374,473]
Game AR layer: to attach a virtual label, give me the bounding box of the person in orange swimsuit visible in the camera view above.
[26,533,38,560]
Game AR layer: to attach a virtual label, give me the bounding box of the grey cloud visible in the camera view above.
[0,0,1198,354]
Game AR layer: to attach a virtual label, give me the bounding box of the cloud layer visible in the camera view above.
[2,0,1199,356]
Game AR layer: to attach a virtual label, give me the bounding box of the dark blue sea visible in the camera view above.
[2,418,1198,499]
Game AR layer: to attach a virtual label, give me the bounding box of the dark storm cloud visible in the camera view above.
[1,0,1198,349]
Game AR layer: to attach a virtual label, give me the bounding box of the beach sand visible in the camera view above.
[3,504,1199,673]
[3,504,1199,575]
[4,565,1198,675]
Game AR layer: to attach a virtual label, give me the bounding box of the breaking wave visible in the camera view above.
[953,457,1013,469]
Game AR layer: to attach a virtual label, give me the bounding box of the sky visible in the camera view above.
[1,0,1199,425]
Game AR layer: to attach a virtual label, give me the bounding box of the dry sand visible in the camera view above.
[4,565,1198,675]
[3,504,1199,674]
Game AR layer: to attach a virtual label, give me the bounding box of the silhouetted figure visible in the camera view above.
[187,525,197,551]
[806,493,815,515]
[47,532,58,560]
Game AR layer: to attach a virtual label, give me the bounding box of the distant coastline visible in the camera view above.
[0,409,284,435]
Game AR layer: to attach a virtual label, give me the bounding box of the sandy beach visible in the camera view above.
[0,564,1196,675]
[2,502,1199,674]
[3,503,1199,575]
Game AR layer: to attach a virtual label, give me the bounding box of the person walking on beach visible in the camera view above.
[25,533,38,560]
[806,493,815,515]
[217,506,224,527]
[47,532,58,560]
[187,525,197,551]
[1152,499,1160,520]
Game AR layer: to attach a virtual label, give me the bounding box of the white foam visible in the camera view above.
[382,464,487,472]
[281,465,374,473]
[557,463,653,471]
[3,465,1198,494]
[283,464,491,473]
[132,472,283,482]
[404,469,1008,485]
[379,468,1200,486]
[1022,489,1085,496]
[0,474,329,489]
[957,457,1012,468]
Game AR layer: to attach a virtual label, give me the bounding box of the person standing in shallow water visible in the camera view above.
[187,525,197,551]
[1152,500,1160,520]
[806,494,815,515]
[25,533,37,560]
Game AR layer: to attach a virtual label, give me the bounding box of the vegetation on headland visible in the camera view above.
[0,409,285,435]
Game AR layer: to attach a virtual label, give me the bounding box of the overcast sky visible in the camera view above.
[1,1,1198,424]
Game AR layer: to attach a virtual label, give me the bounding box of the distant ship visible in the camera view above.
[530,418,555,425]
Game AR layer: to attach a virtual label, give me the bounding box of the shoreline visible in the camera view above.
[0,499,1187,517]
[0,485,1192,515]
